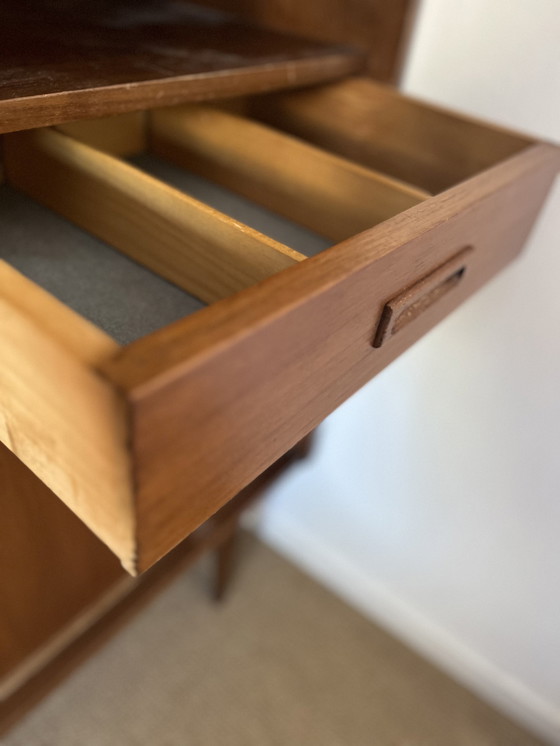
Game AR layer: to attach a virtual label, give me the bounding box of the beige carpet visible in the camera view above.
[4,536,545,746]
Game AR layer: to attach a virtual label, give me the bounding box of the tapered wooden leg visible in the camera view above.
[293,430,316,460]
[213,518,240,602]
[210,430,316,601]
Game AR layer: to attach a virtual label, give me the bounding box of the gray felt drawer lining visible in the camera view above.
[0,156,328,345]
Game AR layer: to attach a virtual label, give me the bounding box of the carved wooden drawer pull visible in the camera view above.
[373,247,472,348]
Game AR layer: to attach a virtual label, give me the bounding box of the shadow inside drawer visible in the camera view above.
[0,185,204,345]
[0,164,329,345]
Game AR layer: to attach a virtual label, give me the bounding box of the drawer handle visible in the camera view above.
[372,247,472,348]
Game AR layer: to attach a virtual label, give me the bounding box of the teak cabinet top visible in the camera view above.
[0,0,364,135]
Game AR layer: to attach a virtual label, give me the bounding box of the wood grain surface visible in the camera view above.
[194,0,417,83]
[0,0,363,135]
[56,112,148,157]
[0,262,134,568]
[251,77,533,193]
[102,143,560,570]
[150,104,429,242]
[0,442,123,685]
[0,435,312,734]
[2,76,557,572]
[4,128,304,305]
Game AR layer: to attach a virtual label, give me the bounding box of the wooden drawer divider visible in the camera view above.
[148,105,430,242]
[3,129,305,305]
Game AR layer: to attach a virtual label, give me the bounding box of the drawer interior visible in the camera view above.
[0,76,550,574]
[0,163,329,345]
[0,185,204,345]
[1,89,432,345]
[249,78,533,193]
[128,154,330,258]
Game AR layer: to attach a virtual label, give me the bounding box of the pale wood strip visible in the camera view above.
[150,105,429,243]
[251,77,533,194]
[55,112,147,157]
[0,270,135,571]
[3,129,305,305]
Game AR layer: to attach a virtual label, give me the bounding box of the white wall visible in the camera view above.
[256,1,560,742]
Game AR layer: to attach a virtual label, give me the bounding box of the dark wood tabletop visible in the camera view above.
[0,0,363,134]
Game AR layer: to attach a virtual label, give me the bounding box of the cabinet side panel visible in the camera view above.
[0,442,123,681]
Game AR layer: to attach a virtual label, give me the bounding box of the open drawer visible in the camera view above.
[1,77,558,573]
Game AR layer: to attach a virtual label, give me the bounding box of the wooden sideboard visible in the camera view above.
[1,0,558,732]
